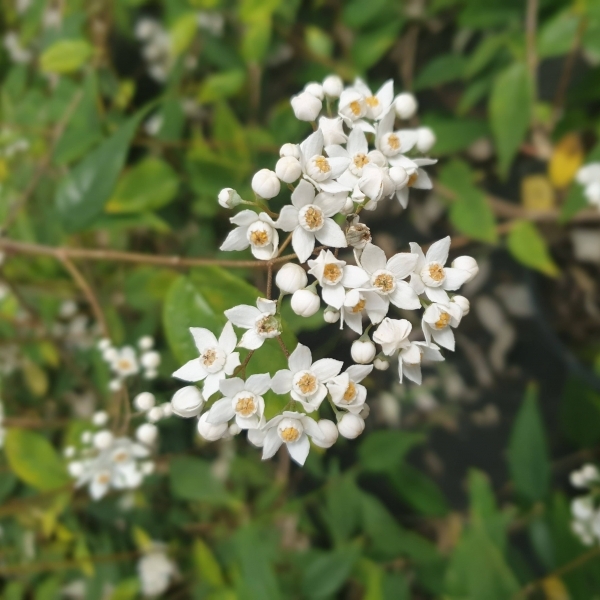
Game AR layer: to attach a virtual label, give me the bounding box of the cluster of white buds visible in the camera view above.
[66,408,158,500]
[137,542,178,597]
[3,32,32,64]
[51,300,100,350]
[576,163,600,209]
[570,463,600,546]
[170,76,478,466]
[98,336,161,391]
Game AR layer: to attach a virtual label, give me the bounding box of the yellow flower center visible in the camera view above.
[113,451,128,463]
[201,349,217,367]
[428,264,445,282]
[373,272,395,293]
[343,382,357,402]
[256,315,278,336]
[303,206,323,229]
[351,299,366,313]
[249,230,269,246]
[387,133,400,151]
[366,96,379,107]
[353,153,370,169]
[235,396,256,416]
[117,359,132,371]
[314,156,331,173]
[280,427,300,442]
[98,473,110,484]
[407,172,418,187]
[296,372,317,395]
[323,263,342,283]
[349,100,362,116]
[435,312,451,329]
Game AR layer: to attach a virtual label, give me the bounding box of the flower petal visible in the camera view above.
[315,219,347,248]
[231,210,260,226]
[262,428,283,460]
[346,364,373,383]
[271,369,293,394]
[289,343,312,372]
[219,321,237,354]
[432,326,455,351]
[239,329,265,350]
[291,179,316,209]
[219,377,244,397]
[172,358,206,382]
[224,352,240,375]
[402,363,422,385]
[322,283,345,309]
[276,205,300,232]
[426,236,450,265]
[220,227,249,252]
[315,191,348,217]
[190,327,217,352]
[341,265,369,288]
[206,398,235,424]
[387,252,418,280]
[246,373,271,395]
[203,373,224,398]
[311,358,343,382]
[224,305,260,329]
[443,267,471,291]
[257,298,277,315]
[327,157,351,179]
[292,226,316,263]
[424,286,449,304]
[286,434,310,465]
[389,281,421,310]
[360,243,387,274]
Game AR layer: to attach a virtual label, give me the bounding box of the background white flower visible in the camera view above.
[220,211,279,260]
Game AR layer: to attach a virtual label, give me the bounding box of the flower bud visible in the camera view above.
[337,413,365,439]
[160,402,173,418]
[147,406,164,423]
[351,339,376,364]
[64,445,76,459]
[134,392,156,412]
[218,187,242,209]
[389,165,409,188]
[312,419,339,448]
[322,75,343,98]
[103,347,118,363]
[416,127,436,153]
[452,295,470,316]
[68,461,84,478]
[141,461,155,475]
[276,263,308,294]
[98,338,112,352]
[369,150,387,167]
[359,403,370,419]
[229,423,242,436]
[323,307,340,323]
[280,143,300,159]
[582,464,599,483]
[304,82,324,100]
[291,288,320,318]
[451,256,479,282]
[93,430,114,450]
[394,92,418,119]
[252,169,281,199]
[81,430,93,444]
[291,91,322,122]
[346,222,372,249]
[374,357,389,371]
[340,197,355,215]
[197,412,228,441]
[141,350,160,370]
[138,335,154,350]
[275,156,302,183]
[136,423,158,445]
[92,411,109,427]
[171,386,204,418]
[572,497,594,521]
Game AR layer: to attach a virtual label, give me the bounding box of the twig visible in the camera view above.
[266,261,273,300]
[276,335,290,358]
[525,0,539,102]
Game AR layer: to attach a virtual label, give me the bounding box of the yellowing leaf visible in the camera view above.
[169,12,198,56]
[507,221,559,277]
[549,133,584,189]
[22,357,48,397]
[132,526,153,551]
[521,175,555,212]
[40,39,92,74]
[541,576,570,600]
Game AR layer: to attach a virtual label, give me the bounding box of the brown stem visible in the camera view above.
[276,335,290,358]
[266,261,273,300]
[277,233,294,257]
[525,0,539,102]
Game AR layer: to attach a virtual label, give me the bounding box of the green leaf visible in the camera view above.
[342,0,388,28]
[506,220,559,277]
[489,62,533,177]
[40,39,92,74]
[351,20,403,71]
[169,12,198,56]
[538,11,580,58]
[106,157,179,213]
[421,113,489,155]
[390,465,449,517]
[241,15,272,64]
[55,110,145,231]
[324,474,363,544]
[560,183,588,222]
[358,430,425,472]
[560,377,600,448]
[169,456,228,503]
[438,159,497,243]
[465,34,507,78]
[197,70,246,103]
[507,384,551,502]
[193,538,225,587]
[414,55,467,91]
[302,547,360,600]
[4,429,70,491]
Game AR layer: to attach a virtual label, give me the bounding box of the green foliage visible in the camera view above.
[169,456,229,503]
[40,39,92,73]
[506,220,559,277]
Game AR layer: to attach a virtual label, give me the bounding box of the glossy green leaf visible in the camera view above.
[359,430,425,472]
[414,55,467,91]
[197,70,246,103]
[169,456,228,503]
[4,429,70,491]
[507,385,551,502]
[40,39,92,74]
[489,62,533,177]
[506,220,559,277]
[302,547,360,600]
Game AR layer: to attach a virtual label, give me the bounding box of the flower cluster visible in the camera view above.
[170,75,478,466]
[570,463,600,546]
[576,163,600,209]
[137,542,178,597]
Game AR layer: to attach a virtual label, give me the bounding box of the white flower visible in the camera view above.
[197,412,229,441]
[276,263,308,294]
[338,88,367,126]
[291,288,320,317]
[356,164,394,205]
[373,317,412,355]
[416,127,436,153]
[147,406,164,423]
[351,339,376,364]
[207,374,270,429]
[327,364,372,414]
[138,335,154,350]
[92,411,109,427]
[323,307,340,323]
[375,108,417,158]
[138,545,177,597]
[340,288,388,334]
[399,341,444,385]
[110,346,139,378]
[307,249,368,309]
[322,75,343,98]
[291,91,322,121]
[220,210,279,260]
[93,430,114,450]
[218,187,242,209]
[358,243,420,311]
[394,92,418,119]
[311,419,338,448]
[172,322,240,398]
[136,423,158,445]
[141,350,160,370]
[261,411,324,465]
[304,82,324,99]
[409,237,471,304]
[134,392,156,412]
[452,295,470,316]
[276,179,347,263]
[352,77,394,120]
[318,116,347,146]
[576,163,600,208]
[451,256,479,282]
[422,302,463,351]
[252,169,281,199]
[225,298,280,349]
[298,129,350,193]
[280,143,300,159]
[275,156,302,183]
[337,413,365,439]
[271,343,343,412]
[170,386,204,418]
[570,464,600,488]
[135,18,160,40]
[389,155,436,208]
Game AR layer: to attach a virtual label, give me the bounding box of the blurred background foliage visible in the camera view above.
[2,0,600,598]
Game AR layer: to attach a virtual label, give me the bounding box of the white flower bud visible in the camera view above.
[322,75,343,99]
[141,350,161,370]
[570,470,587,488]
[312,419,339,448]
[198,412,229,441]
[144,369,158,380]
[229,423,241,436]
[136,423,158,445]
[582,464,599,483]
[68,461,84,478]
[92,411,109,427]
[134,392,156,412]
[93,430,114,450]
[291,288,320,317]
[138,335,154,350]
[103,348,118,363]
[389,165,409,188]
[160,402,173,418]
[275,156,302,183]
[291,91,322,122]
[280,143,300,159]
[171,386,204,418]
[374,357,389,371]
[340,197,355,215]
[304,82,324,100]
[572,497,594,521]
[369,150,387,167]
[323,307,340,323]
[218,187,242,209]
[98,338,112,352]
[351,339,376,364]
[147,406,164,423]
[452,295,470,316]
[64,445,76,459]
[276,263,308,294]
[251,169,281,199]
[81,430,92,444]
[451,256,479,282]
[394,92,418,119]
[337,413,365,439]
[416,127,436,153]
[359,403,370,418]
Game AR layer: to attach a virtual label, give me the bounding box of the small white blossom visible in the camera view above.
[352,78,394,120]
[338,88,367,127]
[327,364,372,414]
[291,91,322,121]
[576,163,600,209]
[394,92,418,119]
[280,143,301,159]
[422,302,464,351]
[415,126,436,153]
[275,156,302,183]
[304,82,324,99]
[322,75,343,98]
[225,298,280,349]
[318,116,347,146]
[340,288,388,334]
[337,413,365,439]
[375,108,417,158]
[351,339,376,364]
[218,188,242,209]
[451,255,480,282]
[138,544,177,597]
[220,210,279,260]
[291,287,320,317]
[389,155,436,208]
[311,419,339,448]
[134,392,156,412]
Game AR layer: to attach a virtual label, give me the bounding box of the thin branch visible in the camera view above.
[276,335,290,358]
[525,0,539,102]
